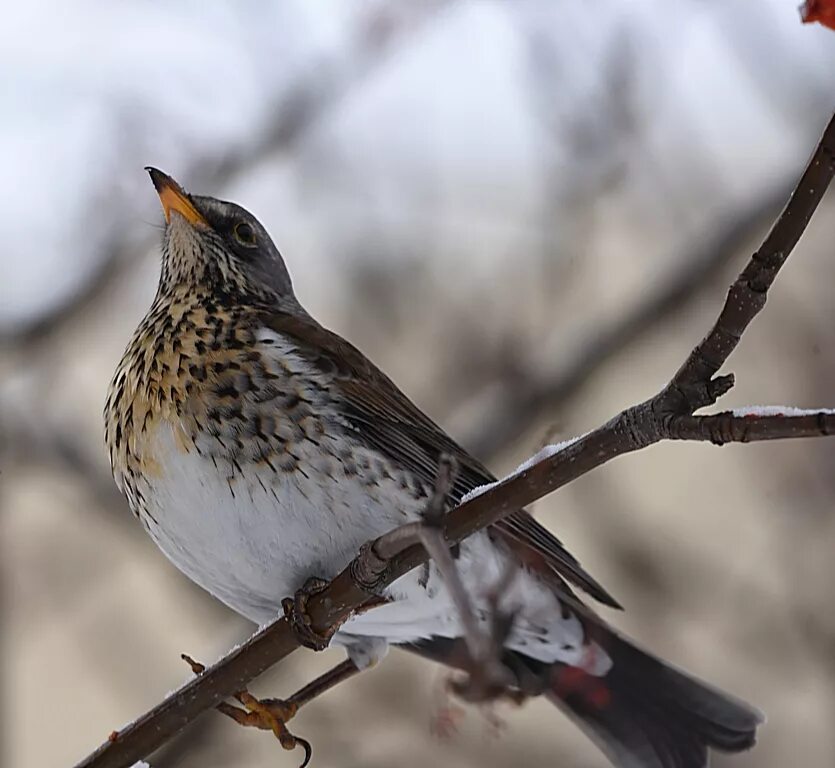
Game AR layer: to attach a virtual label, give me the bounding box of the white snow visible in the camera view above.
[731,406,835,417]
[512,436,584,473]
[460,435,584,505]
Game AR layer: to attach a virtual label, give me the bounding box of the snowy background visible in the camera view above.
[2,1,835,767]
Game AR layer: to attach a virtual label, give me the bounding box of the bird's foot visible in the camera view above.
[282,576,335,651]
[220,693,310,766]
[181,654,312,768]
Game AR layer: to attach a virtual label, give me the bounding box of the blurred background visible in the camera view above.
[2,1,835,767]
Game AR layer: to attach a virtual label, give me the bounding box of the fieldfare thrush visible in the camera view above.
[103,169,762,768]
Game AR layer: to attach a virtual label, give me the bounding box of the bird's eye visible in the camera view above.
[233,221,257,247]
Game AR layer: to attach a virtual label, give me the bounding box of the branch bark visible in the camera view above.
[74,112,835,768]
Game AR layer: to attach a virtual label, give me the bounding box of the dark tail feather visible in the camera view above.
[406,629,763,768]
[525,630,763,768]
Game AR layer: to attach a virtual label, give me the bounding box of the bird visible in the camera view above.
[104,168,762,768]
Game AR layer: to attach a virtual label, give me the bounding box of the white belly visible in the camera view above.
[136,422,609,671]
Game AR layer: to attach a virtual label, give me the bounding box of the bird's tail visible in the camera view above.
[407,614,762,767]
[514,625,763,768]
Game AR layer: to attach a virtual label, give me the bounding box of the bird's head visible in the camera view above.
[146,167,294,305]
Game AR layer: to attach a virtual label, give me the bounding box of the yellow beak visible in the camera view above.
[145,167,207,227]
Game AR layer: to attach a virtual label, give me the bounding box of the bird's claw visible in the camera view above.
[282,576,335,651]
[181,654,313,768]
[225,692,311,768]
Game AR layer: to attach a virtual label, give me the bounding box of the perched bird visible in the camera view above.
[104,169,762,768]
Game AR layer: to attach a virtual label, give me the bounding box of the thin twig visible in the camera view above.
[72,113,835,768]
[413,455,516,697]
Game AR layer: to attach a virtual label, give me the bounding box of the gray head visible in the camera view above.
[147,167,294,305]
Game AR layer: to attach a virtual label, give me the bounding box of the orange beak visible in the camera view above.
[145,167,207,227]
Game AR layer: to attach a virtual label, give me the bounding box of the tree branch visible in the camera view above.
[669,408,835,443]
[74,112,835,768]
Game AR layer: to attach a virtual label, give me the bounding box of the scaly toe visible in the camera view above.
[282,576,336,651]
[239,692,311,767]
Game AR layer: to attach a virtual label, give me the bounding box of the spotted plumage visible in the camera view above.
[104,169,762,768]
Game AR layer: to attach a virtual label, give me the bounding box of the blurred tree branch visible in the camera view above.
[74,113,835,768]
[1,0,453,351]
[463,181,791,459]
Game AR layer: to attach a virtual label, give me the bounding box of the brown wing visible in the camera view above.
[262,309,620,609]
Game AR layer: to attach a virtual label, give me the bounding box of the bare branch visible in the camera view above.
[663,130,835,408]
[73,113,835,768]
[669,409,835,444]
